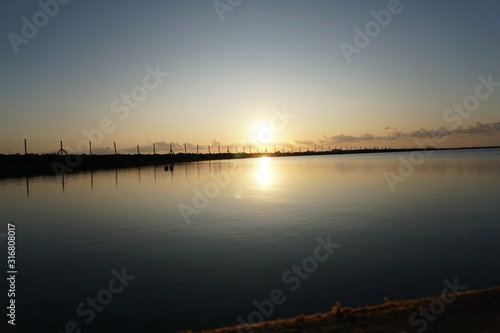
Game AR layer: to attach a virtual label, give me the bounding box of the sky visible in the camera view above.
[1,0,499,154]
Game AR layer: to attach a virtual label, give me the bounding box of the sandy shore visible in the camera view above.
[190,287,500,333]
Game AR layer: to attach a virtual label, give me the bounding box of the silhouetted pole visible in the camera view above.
[57,141,68,155]
[208,145,211,154]
[227,146,230,153]
[89,141,92,155]
[197,145,199,154]
[169,144,174,154]
[184,144,187,154]
[153,143,156,155]
[24,139,27,155]
[114,142,117,154]
[137,145,140,155]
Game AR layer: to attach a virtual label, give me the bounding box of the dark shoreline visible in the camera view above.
[1,146,498,179]
[191,286,500,333]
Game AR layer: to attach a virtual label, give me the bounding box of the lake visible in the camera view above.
[1,148,499,332]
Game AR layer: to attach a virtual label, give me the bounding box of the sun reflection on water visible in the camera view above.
[256,157,273,187]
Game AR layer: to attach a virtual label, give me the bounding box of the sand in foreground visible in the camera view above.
[189,287,500,333]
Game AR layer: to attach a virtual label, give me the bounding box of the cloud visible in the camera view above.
[320,121,499,144]
[91,147,113,154]
[294,139,315,145]
[210,139,222,149]
[453,121,500,136]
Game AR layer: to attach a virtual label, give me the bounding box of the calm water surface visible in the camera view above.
[1,149,499,332]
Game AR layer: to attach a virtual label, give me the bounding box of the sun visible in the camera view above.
[254,125,275,144]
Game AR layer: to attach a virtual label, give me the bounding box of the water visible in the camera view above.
[1,148,499,332]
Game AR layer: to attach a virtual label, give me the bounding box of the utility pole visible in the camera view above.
[57,141,68,155]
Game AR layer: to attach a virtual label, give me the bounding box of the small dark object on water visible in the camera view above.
[164,165,173,171]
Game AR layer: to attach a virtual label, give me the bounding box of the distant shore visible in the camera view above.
[190,286,500,333]
[1,146,498,178]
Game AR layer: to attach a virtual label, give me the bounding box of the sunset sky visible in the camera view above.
[1,0,499,154]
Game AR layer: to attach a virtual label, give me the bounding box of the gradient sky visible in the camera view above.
[1,0,499,154]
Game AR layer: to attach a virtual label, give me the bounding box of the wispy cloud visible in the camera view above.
[318,121,500,145]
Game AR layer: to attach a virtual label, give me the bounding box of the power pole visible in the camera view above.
[57,141,68,155]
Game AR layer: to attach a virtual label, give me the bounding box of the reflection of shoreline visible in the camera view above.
[195,286,500,333]
[1,146,499,178]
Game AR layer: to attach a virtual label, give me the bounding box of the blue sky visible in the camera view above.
[1,0,499,153]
